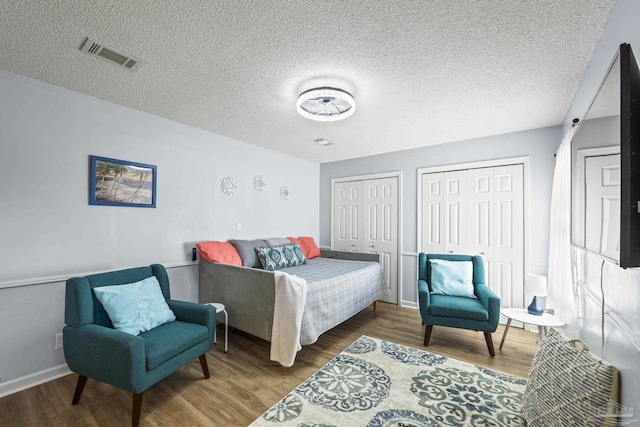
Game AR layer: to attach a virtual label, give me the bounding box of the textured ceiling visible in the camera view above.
[0,1,615,163]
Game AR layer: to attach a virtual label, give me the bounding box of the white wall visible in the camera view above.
[561,0,640,414]
[320,125,561,307]
[0,70,319,394]
[570,249,640,413]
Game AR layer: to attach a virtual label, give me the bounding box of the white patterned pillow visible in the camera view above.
[522,328,619,426]
[255,243,307,271]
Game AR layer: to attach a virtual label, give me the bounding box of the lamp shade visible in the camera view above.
[524,274,547,297]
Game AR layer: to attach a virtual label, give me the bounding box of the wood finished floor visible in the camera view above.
[0,303,539,426]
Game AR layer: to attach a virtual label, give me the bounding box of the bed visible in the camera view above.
[198,249,389,355]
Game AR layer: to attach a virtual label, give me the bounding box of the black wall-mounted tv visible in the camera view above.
[571,43,640,268]
[620,43,640,268]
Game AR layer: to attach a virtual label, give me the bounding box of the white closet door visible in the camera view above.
[364,177,399,304]
[493,164,524,308]
[443,170,468,254]
[421,172,445,254]
[467,167,495,285]
[420,163,524,309]
[334,181,364,252]
[333,176,400,304]
[585,154,620,259]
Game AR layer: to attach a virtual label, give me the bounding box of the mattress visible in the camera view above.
[281,257,389,345]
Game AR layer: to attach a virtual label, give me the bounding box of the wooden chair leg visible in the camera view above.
[423,325,433,346]
[484,332,496,357]
[132,393,143,427]
[199,354,210,379]
[71,375,88,405]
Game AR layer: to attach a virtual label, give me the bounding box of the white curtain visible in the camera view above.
[547,128,577,328]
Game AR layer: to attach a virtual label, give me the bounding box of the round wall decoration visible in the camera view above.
[220,177,236,196]
[254,175,267,192]
[280,185,291,200]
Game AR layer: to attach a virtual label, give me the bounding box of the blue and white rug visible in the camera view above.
[249,335,527,427]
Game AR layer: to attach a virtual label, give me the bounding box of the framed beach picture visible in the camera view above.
[89,155,157,208]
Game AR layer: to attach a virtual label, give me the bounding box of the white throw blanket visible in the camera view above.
[270,271,308,367]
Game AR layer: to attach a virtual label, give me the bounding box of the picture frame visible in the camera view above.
[89,155,157,208]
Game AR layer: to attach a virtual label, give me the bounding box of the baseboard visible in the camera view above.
[400,300,418,309]
[0,364,71,399]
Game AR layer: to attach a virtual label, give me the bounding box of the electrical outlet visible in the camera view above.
[55,333,63,350]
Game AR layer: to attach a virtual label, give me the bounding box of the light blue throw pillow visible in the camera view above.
[93,276,176,335]
[429,259,476,298]
[255,243,307,271]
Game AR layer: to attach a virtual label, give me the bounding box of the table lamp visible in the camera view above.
[525,274,547,316]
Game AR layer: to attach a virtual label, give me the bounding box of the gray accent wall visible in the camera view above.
[0,71,319,281]
[0,70,319,392]
[320,126,561,306]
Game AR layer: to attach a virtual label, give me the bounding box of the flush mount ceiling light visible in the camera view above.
[296,87,355,121]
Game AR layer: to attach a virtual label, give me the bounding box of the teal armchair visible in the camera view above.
[64,264,217,427]
[418,253,500,356]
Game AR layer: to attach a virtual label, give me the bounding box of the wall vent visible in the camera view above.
[80,37,142,70]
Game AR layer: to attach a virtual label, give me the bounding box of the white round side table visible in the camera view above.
[206,303,228,353]
[499,307,564,351]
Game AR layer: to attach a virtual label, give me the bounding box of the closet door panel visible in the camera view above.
[334,181,364,252]
[493,164,524,308]
[364,177,399,304]
[467,168,495,284]
[496,261,514,310]
[443,170,468,254]
[421,173,445,254]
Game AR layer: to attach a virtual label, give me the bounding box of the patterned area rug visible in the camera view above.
[249,336,527,427]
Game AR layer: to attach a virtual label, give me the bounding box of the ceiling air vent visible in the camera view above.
[80,37,142,70]
[313,138,333,146]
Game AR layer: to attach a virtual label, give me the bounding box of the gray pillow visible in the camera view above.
[264,237,291,247]
[228,239,268,268]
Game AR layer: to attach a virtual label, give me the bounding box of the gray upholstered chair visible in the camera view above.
[418,253,500,356]
[63,264,217,427]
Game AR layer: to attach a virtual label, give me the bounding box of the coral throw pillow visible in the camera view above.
[287,236,321,259]
[196,241,242,266]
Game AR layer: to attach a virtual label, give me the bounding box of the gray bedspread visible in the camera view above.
[280,257,389,345]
